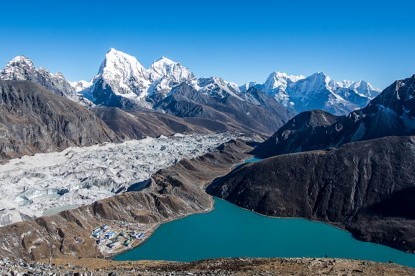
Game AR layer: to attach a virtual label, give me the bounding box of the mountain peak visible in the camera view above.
[310,71,329,80]
[149,56,193,83]
[93,49,150,101]
[153,56,175,64]
[271,71,289,78]
[6,56,34,68]
[102,48,145,70]
[106,47,117,53]
[263,71,304,92]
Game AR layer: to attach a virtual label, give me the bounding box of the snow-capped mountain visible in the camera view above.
[85,49,195,108]
[86,49,274,109]
[147,56,195,101]
[0,56,94,106]
[249,71,381,115]
[70,80,92,92]
[255,72,305,107]
[149,57,194,83]
[188,77,244,100]
[0,56,77,99]
[87,48,152,108]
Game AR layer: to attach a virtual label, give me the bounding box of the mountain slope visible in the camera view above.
[0,80,119,162]
[254,74,415,158]
[93,106,219,139]
[208,135,415,253]
[154,83,295,134]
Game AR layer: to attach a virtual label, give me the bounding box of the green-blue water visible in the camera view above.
[115,198,415,267]
[244,157,263,163]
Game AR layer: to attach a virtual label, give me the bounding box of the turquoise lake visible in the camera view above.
[115,198,415,268]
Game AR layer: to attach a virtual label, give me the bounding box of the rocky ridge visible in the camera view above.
[208,136,415,253]
[0,80,118,162]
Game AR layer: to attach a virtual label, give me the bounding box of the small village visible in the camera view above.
[91,221,154,254]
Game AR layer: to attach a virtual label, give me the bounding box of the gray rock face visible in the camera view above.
[208,136,415,253]
[254,74,415,158]
[154,83,295,135]
[0,80,119,162]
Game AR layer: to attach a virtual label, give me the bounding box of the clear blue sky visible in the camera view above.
[0,0,414,89]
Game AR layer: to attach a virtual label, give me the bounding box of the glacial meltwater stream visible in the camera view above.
[115,158,415,268]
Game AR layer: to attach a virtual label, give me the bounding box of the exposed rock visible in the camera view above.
[0,80,119,162]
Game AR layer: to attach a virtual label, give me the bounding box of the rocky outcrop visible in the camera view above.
[0,139,252,260]
[0,80,119,162]
[254,75,415,158]
[208,136,415,253]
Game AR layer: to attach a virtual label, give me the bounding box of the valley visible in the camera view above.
[0,51,414,274]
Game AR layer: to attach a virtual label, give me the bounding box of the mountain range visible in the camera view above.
[0,49,380,117]
[82,49,380,115]
[247,71,380,114]
[254,74,415,157]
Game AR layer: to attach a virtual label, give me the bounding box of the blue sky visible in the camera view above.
[0,0,414,88]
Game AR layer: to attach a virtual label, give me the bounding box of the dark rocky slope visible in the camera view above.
[0,139,252,260]
[0,80,119,162]
[93,106,234,139]
[208,136,415,253]
[155,83,295,135]
[254,75,415,158]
